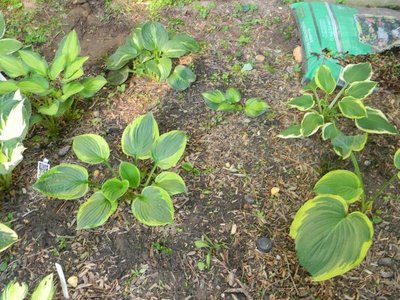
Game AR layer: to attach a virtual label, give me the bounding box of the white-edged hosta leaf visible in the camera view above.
[321,122,341,141]
[77,191,117,229]
[101,178,129,202]
[345,81,376,100]
[33,164,89,200]
[73,134,110,164]
[154,171,187,195]
[0,223,18,252]
[288,94,314,111]
[119,161,140,188]
[131,186,174,226]
[167,65,196,91]
[340,63,372,84]
[290,195,373,281]
[48,54,67,80]
[31,274,55,300]
[0,142,25,175]
[0,54,28,78]
[355,107,397,135]
[141,21,169,51]
[394,148,400,170]
[152,130,187,169]
[0,94,30,142]
[278,124,302,139]
[202,90,225,111]
[301,112,324,137]
[0,80,18,94]
[225,87,241,103]
[314,170,363,203]
[106,44,138,71]
[315,65,336,94]
[338,96,367,119]
[121,112,159,159]
[18,50,48,76]
[61,81,84,101]
[0,38,23,55]
[79,75,107,98]
[0,281,28,300]
[244,98,270,117]
[331,134,368,159]
[17,74,50,96]
[55,30,80,63]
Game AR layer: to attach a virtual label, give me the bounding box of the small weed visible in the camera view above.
[238,34,250,45]
[181,162,201,176]
[194,235,227,270]
[193,1,216,19]
[153,241,173,255]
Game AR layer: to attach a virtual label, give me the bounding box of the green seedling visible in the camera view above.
[181,162,200,176]
[34,112,188,229]
[195,235,227,270]
[153,241,172,255]
[106,21,199,91]
[1,274,55,300]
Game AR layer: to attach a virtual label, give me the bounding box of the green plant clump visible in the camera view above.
[106,21,199,91]
[0,13,23,56]
[1,273,55,300]
[33,112,188,229]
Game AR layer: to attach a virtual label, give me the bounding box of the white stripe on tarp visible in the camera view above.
[325,2,343,53]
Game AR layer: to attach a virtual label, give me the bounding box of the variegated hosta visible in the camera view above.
[1,273,55,300]
[106,21,199,91]
[33,112,188,230]
[279,63,398,159]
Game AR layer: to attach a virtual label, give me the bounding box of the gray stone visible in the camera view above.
[380,270,394,278]
[244,194,255,204]
[378,257,394,267]
[256,236,273,253]
[58,145,71,157]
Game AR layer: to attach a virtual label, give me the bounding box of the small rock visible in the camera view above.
[67,275,78,288]
[93,170,100,178]
[58,145,71,157]
[226,272,235,287]
[380,270,394,278]
[93,110,100,117]
[244,195,254,204]
[378,257,394,267]
[293,46,302,63]
[255,54,265,62]
[270,187,280,196]
[256,236,273,253]
[364,160,371,166]
[230,224,237,235]
[21,188,27,194]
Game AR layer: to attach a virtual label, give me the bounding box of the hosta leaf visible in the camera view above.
[302,79,317,92]
[332,134,368,159]
[61,81,84,101]
[0,38,23,55]
[154,171,187,195]
[394,148,400,170]
[355,107,397,135]
[167,65,196,91]
[33,164,89,200]
[48,54,67,80]
[340,63,372,84]
[157,57,172,81]
[217,102,236,112]
[225,87,241,103]
[107,65,130,85]
[0,281,28,300]
[161,39,188,58]
[152,130,187,169]
[0,80,18,94]
[0,54,28,78]
[31,274,55,300]
[315,65,336,94]
[288,94,314,111]
[102,178,129,202]
[338,96,366,119]
[0,93,30,142]
[73,134,110,164]
[321,122,341,141]
[55,30,80,63]
[278,124,302,139]
[119,161,140,188]
[0,142,25,175]
[301,112,324,137]
[0,223,18,252]
[63,56,88,82]
[290,195,373,281]
[106,44,138,71]
[38,100,61,116]
[314,170,363,203]
[131,186,174,226]
[202,90,225,111]
[18,50,48,76]
[121,112,159,159]
[0,13,4,39]
[17,75,50,96]
[244,98,270,117]
[79,75,107,98]
[345,81,376,100]
[141,21,169,51]
[172,34,200,52]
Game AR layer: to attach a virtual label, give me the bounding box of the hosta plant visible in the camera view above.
[0,30,107,135]
[0,12,23,56]
[0,222,18,253]
[279,63,397,159]
[1,273,55,300]
[106,21,198,91]
[33,112,187,229]
[202,87,270,117]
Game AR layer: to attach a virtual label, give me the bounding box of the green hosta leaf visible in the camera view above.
[129,26,145,50]
[0,281,28,300]
[225,87,241,103]
[102,178,129,202]
[217,102,236,112]
[278,124,302,139]
[79,75,107,98]
[338,96,366,119]
[314,170,363,203]
[167,65,196,91]
[132,186,174,226]
[345,81,376,100]
[77,192,118,229]
[157,57,172,81]
[288,94,314,111]
[141,22,169,51]
[0,223,18,252]
[332,134,368,159]
[119,161,140,188]
[340,63,372,84]
[321,122,341,141]
[106,44,138,70]
[107,65,130,86]
[48,54,67,80]
[31,274,55,300]
[202,90,225,111]
[152,130,187,169]
[18,50,48,76]
[290,195,373,281]
[61,81,84,101]
[0,54,28,78]
[0,38,23,55]
[172,34,200,52]
[244,98,270,117]
[302,79,317,92]
[38,100,61,116]
[17,75,50,96]
[63,56,88,83]
[121,112,159,159]
[0,142,25,175]
[73,134,110,164]
[355,107,397,135]
[315,65,336,94]
[301,112,324,137]
[0,13,4,39]
[394,148,400,169]
[55,30,80,63]
[161,39,188,58]
[33,164,89,200]
[0,80,18,94]
[144,59,159,78]
[154,171,187,196]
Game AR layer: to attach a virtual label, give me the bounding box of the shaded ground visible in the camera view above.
[1,0,400,299]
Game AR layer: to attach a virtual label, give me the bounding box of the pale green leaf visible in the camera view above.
[244,98,270,117]
[161,39,188,58]
[55,30,80,63]
[202,90,225,111]
[152,130,187,169]
[0,54,28,78]
[0,281,28,300]
[18,50,48,76]
[101,178,129,202]
[119,161,140,188]
[355,107,397,135]
[63,56,88,83]
[288,94,314,111]
[0,223,18,252]
[61,81,84,101]
[79,75,107,98]
[141,22,169,51]
[0,80,18,94]
[315,65,336,94]
[167,65,196,91]
[154,171,187,195]
[17,75,50,96]
[394,148,400,170]
[0,38,23,55]
[0,142,25,175]
[172,34,200,52]
[301,112,324,137]
[31,274,55,300]
[225,87,241,103]
[48,54,67,80]
[73,134,110,164]
[106,44,138,70]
